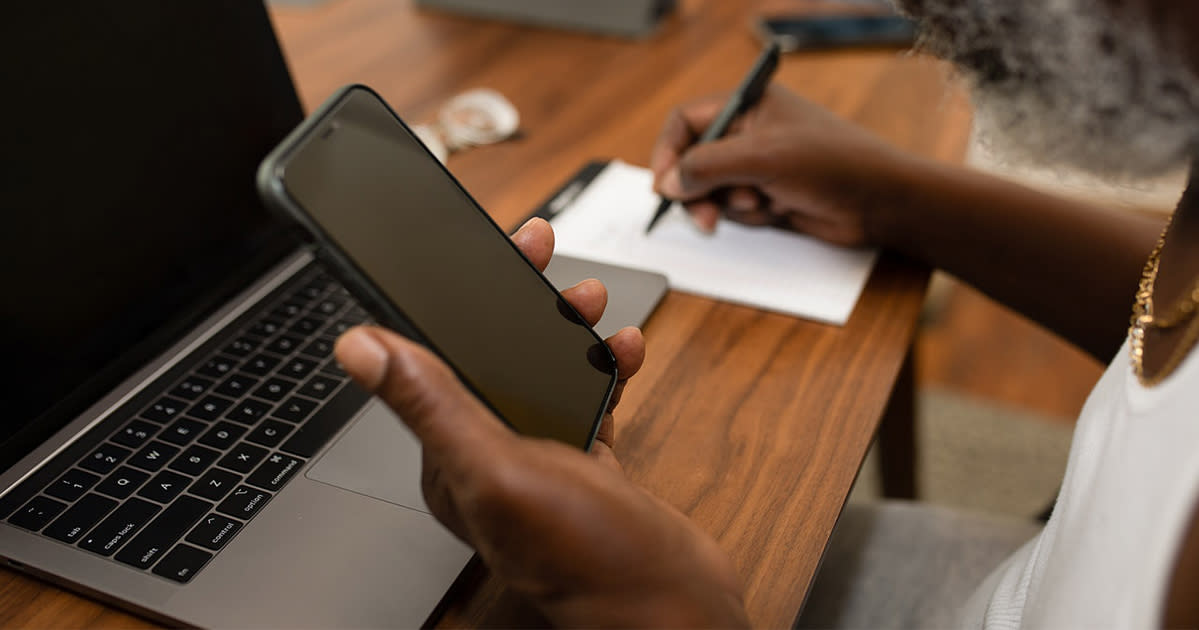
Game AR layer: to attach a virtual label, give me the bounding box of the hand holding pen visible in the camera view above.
[645,42,780,234]
[649,75,908,247]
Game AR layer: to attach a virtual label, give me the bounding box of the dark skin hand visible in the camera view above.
[654,83,1199,629]
[650,84,905,246]
[651,84,1165,363]
[335,218,750,629]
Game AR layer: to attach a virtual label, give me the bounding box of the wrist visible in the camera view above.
[860,149,940,256]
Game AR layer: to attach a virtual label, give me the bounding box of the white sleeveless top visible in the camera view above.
[962,338,1199,628]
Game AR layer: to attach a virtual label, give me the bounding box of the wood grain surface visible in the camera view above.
[0,1,972,627]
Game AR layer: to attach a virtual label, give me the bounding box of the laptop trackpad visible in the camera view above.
[305,401,430,513]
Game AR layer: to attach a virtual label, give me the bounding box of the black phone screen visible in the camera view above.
[271,88,616,449]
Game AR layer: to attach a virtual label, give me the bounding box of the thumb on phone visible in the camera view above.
[335,326,509,456]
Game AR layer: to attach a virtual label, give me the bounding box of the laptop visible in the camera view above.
[0,2,665,627]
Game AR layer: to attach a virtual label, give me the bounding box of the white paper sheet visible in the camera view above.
[548,161,878,325]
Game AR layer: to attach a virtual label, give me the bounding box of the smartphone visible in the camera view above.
[257,85,617,450]
[754,14,917,52]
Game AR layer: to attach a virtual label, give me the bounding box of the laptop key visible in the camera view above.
[115,495,212,570]
[186,514,243,551]
[44,493,118,543]
[280,357,318,380]
[298,280,328,301]
[267,334,304,355]
[242,353,281,376]
[298,375,341,400]
[95,466,151,500]
[215,372,259,398]
[270,301,305,322]
[217,485,271,520]
[217,444,268,474]
[327,318,360,336]
[80,444,132,475]
[253,377,296,402]
[78,498,160,556]
[320,359,348,378]
[246,453,303,492]
[198,421,246,450]
[138,470,191,504]
[196,356,238,380]
[45,469,101,502]
[314,297,345,316]
[246,420,292,449]
[128,441,181,472]
[223,336,260,358]
[161,417,206,446]
[9,496,68,531]
[188,395,235,421]
[280,384,371,458]
[112,419,160,449]
[247,317,286,339]
[169,445,221,477]
[299,337,334,359]
[225,398,272,425]
[189,469,241,502]
[141,397,188,424]
[171,376,214,401]
[152,544,213,583]
[289,316,325,336]
[272,396,317,423]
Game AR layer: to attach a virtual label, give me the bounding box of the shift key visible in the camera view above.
[115,496,212,570]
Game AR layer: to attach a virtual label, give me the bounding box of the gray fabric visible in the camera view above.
[794,501,1042,629]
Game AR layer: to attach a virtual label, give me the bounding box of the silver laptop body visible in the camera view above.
[0,4,666,626]
[0,250,473,627]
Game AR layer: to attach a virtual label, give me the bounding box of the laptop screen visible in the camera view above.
[0,2,305,469]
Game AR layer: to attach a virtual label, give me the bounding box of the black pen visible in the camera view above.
[645,41,781,235]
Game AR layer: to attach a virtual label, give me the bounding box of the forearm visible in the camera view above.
[870,155,1166,363]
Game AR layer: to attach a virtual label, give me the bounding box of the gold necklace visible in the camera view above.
[1129,214,1199,385]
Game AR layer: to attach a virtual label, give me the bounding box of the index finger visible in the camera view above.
[510,217,555,272]
[649,95,728,178]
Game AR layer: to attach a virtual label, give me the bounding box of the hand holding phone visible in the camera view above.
[257,85,617,450]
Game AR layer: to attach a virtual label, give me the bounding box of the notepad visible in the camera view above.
[547,161,878,325]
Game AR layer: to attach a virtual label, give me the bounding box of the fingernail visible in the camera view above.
[336,329,390,391]
[522,216,547,230]
[512,217,539,241]
[659,168,683,198]
[569,277,603,291]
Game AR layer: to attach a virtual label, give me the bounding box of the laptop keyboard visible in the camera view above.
[1,265,374,583]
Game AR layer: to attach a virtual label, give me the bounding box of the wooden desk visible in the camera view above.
[0,1,971,627]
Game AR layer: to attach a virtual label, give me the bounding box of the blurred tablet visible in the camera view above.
[543,255,668,338]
